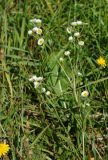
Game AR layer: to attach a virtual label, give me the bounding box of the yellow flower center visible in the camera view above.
[38,38,44,45]
[37,28,42,35]
[83,92,88,96]
[81,90,89,97]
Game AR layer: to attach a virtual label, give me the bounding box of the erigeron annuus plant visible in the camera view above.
[28,18,44,46]
[28,18,45,92]
[29,75,43,89]
[67,20,85,46]
[44,19,87,101]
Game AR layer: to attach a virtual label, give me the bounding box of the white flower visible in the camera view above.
[71,22,77,26]
[74,32,80,37]
[32,27,38,32]
[71,21,83,26]
[86,103,90,106]
[28,30,33,35]
[77,21,83,25]
[81,90,89,97]
[59,57,64,62]
[30,18,42,24]
[34,81,40,88]
[29,75,43,89]
[36,19,42,24]
[30,18,37,23]
[77,72,82,76]
[78,41,84,46]
[64,51,70,56]
[36,77,43,81]
[42,88,46,93]
[29,75,43,82]
[66,27,72,34]
[32,27,42,35]
[38,38,44,45]
[36,28,42,35]
[68,36,73,41]
[29,75,37,82]
[46,91,51,96]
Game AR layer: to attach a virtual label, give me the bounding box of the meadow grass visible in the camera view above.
[0,0,108,159]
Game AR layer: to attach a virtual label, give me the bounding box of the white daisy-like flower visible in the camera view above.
[29,75,37,82]
[30,18,37,23]
[28,30,33,35]
[68,36,73,41]
[34,81,40,88]
[74,32,80,37]
[38,38,44,45]
[86,103,90,106]
[36,19,42,23]
[42,88,46,93]
[77,72,82,76]
[78,41,84,46]
[30,18,42,24]
[59,57,64,62]
[36,19,42,24]
[29,75,43,82]
[46,91,51,96]
[81,90,89,97]
[71,21,77,26]
[66,27,72,34]
[64,51,71,56]
[36,77,43,81]
[36,28,42,35]
[71,21,83,26]
[32,27,42,35]
[77,21,83,25]
[32,27,38,32]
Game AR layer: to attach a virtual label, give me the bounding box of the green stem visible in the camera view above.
[44,0,54,16]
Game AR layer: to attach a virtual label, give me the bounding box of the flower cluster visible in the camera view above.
[42,88,51,96]
[29,75,43,89]
[64,21,90,100]
[67,20,107,68]
[28,18,44,46]
[30,18,42,24]
[59,51,71,63]
[64,51,71,56]
[29,76,51,96]
[71,20,83,26]
[66,20,84,46]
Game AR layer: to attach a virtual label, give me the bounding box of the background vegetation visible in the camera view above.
[0,0,108,159]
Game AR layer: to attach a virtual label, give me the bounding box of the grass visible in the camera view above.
[0,0,108,159]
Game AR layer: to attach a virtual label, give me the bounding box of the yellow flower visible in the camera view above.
[0,143,10,157]
[97,56,106,67]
